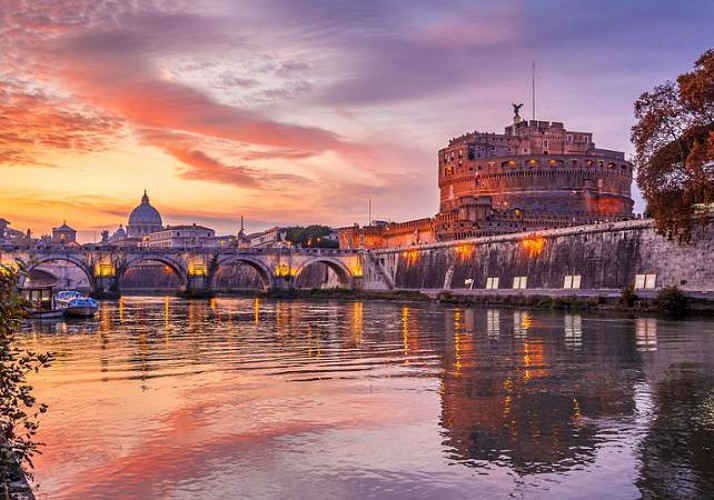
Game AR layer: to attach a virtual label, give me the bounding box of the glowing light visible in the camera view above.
[350,260,364,278]
[453,244,474,262]
[95,262,114,277]
[188,263,206,276]
[274,263,290,277]
[520,237,546,257]
[401,250,420,265]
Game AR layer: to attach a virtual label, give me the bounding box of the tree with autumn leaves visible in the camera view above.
[632,49,714,242]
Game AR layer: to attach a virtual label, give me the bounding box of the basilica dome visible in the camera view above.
[127,191,163,237]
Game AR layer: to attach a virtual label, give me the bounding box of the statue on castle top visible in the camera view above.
[512,102,524,120]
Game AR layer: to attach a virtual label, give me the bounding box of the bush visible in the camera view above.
[0,263,54,496]
[618,285,639,308]
[654,286,688,316]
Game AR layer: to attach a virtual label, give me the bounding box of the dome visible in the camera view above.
[127,191,163,237]
[111,224,127,241]
[129,191,162,226]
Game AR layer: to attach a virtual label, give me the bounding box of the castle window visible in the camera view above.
[544,139,549,148]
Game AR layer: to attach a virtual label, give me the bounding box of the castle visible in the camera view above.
[340,111,635,249]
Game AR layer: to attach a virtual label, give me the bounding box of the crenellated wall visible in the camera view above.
[364,218,714,292]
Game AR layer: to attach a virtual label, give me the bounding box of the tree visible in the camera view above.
[632,49,714,242]
[0,263,54,499]
[284,225,338,248]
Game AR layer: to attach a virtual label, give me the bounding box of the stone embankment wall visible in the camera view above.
[363,218,714,292]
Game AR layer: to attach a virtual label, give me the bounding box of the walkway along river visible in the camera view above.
[19,297,714,499]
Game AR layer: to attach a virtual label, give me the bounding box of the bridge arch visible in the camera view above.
[119,254,188,290]
[21,254,94,291]
[210,255,274,292]
[293,257,354,289]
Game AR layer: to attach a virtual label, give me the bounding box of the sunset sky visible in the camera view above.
[2,1,712,241]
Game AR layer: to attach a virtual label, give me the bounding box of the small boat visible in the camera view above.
[56,290,99,318]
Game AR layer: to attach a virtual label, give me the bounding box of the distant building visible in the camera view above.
[143,224,216,249]
[127,190,163,238]
[247,226,288,248]
[0,219,24,241]
[110,224,127,241]
[215,235,237,248]
[340,112,634,249]
[52,221,78,245]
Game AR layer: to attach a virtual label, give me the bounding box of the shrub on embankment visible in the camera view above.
[653,286,689,316]
[1,263,54,499]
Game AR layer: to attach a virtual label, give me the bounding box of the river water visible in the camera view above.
[18,297,714,499]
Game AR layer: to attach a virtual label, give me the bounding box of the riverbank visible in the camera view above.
[266,287,714,315]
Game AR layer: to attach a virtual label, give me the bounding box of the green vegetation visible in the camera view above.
[284,225,339,249]
[0,263,54,498]
[618,285,640,309]
[632,49,714,242]
[654,286,689,316]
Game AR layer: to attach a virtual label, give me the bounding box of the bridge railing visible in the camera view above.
[3,244,363,256]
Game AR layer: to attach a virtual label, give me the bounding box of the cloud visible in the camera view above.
[0,78,123,165]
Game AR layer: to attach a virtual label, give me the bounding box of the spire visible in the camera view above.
[142,190,149,204]
[240,215,245,231]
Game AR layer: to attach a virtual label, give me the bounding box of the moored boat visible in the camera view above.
[56,290,99,318]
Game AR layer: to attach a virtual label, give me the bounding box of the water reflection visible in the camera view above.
[636,317,658,351]
[18,300,714,499]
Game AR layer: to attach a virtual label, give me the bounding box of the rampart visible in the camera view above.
[364,217,714,292]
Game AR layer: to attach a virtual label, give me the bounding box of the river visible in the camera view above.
[18,297,714,499]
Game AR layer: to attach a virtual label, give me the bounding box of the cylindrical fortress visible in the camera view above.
[436,119,634,239]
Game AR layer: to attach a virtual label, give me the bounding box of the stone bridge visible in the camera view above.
[0,246,366,296]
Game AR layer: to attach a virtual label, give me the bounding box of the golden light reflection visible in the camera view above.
[253,298,260,325]
[503,394,512,418]
[306,324,321,358]
[118,297,124,321]
[454,309,462,376]
[164,296,170,342]
[401,305,410,359]
[100,301,111,332]
[520,236,546,258]
[352,301,363,345]
[573,398,583,428]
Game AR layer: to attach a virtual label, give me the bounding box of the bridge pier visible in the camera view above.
[180,274,215,299]
[92,275,121,299]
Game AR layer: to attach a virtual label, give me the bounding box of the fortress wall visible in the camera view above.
[367,218,714,292]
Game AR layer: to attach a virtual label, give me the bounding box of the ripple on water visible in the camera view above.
[18,298,714,499]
